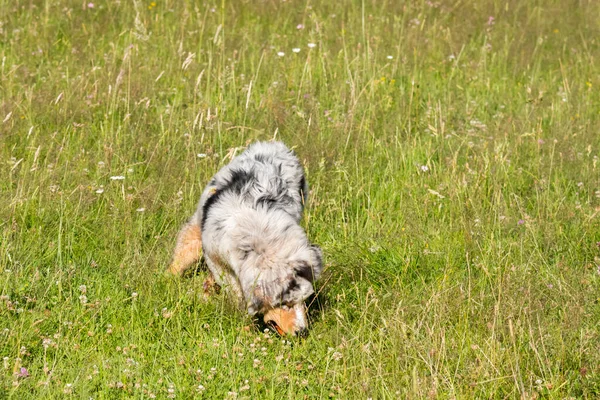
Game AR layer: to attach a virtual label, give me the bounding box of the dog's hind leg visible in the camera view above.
[167,222,202,276]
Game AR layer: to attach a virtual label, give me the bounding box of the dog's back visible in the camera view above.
[197,141,307,228]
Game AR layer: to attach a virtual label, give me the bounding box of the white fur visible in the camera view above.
[191,142,322,318]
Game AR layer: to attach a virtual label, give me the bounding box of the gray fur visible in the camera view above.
[192,141,322,316]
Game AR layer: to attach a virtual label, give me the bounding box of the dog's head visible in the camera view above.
[243,244,323,336]
[228,208,323,336]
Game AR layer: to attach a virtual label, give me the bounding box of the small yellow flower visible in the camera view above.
[380,76,386,82]
[586,81,592,88]
[553,29,559,33]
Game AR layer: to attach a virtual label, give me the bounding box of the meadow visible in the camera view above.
[1,0,600,398]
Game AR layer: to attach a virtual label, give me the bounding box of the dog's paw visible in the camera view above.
[165,264,180,277]
[202,275,220,297]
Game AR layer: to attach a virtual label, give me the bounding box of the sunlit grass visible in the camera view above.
[1,0,600,398]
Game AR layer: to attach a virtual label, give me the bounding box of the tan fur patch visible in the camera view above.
[263,306,306,336]
[167,223,202,276]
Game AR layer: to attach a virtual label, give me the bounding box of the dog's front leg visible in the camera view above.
[204,253,246,309]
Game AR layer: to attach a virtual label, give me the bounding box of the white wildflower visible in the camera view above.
[63,383,73,394]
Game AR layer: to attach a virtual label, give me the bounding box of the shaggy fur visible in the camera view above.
[169,141,322,333]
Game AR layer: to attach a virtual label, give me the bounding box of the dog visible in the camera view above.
[168,141,323,336]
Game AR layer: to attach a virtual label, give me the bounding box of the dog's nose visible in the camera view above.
[295,327,309,338]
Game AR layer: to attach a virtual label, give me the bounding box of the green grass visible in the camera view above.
[1,0,600,398]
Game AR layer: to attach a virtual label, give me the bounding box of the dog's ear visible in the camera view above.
[294,244,323,283]
[280,276,314,306]
[310,245,323,279]
[250,278,313,312]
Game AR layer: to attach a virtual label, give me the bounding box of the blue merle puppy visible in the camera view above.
[168,141,323,336]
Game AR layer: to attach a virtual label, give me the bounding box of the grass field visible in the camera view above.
[2,0,600,398]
